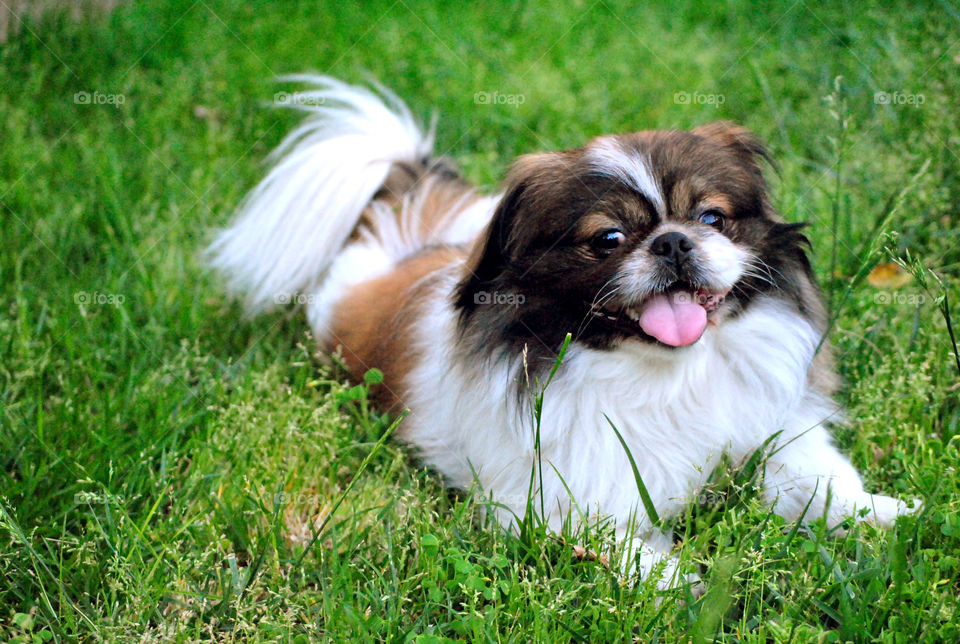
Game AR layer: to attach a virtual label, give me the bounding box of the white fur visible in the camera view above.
[207,75,434,313]
[303,182,499,342]
[621,221,750,298]
[695,227,750,287]
[405,293,806,531]
[212,77,917,591]
[400,284,914,587]
[586,137,666,216]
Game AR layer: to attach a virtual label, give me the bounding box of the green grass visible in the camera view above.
[2,0,959,640]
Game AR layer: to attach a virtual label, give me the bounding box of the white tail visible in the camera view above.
[207,75,433,313]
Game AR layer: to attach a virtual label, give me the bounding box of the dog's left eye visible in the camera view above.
[592,229,626,253]
[698,210,725,230]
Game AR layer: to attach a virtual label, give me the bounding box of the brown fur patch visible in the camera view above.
[412,177,482,241]
[460,151,578,284]
[359,159,480,244]
[697,193,734,217]
[576,212,622,241]
[691,121,773,172]
[666,178,741,221]
[328,247,464,410]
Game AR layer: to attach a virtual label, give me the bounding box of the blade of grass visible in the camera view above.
[604,414,659,527]
[817,158,931,353]
[294,411,405,567]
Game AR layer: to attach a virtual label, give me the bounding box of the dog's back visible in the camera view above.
[207,75,495,338]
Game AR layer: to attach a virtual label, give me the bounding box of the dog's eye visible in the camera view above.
[592,229,626,253]
[698,210,725,230]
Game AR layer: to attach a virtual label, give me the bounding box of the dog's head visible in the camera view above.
[455,122,824,358]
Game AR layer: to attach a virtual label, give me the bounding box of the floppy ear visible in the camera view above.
[454,152,563,315]
[694,121,781,221]
[692,121,775,174]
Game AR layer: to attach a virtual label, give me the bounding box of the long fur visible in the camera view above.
[210,77,918,590]
[207,75,434,313]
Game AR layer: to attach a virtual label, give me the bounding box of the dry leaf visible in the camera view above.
[867,262,913,289]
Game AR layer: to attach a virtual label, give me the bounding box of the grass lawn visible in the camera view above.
[2,0,959,641]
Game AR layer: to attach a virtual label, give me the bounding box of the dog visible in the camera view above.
[209,76,917,589]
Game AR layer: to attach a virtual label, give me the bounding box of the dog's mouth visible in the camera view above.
[590,284,729,347]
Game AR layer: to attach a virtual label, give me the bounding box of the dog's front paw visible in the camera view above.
[832,493,922,529]
[859,494,922,528]
[651,556,700,592]
[630,547,704,598]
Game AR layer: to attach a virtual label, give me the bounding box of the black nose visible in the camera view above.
[650,231,694,266]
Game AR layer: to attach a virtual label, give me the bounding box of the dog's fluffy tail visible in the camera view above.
[207,75,435,314]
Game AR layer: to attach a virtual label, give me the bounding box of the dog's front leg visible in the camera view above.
[619,529,702,593]
[760,422,917,529]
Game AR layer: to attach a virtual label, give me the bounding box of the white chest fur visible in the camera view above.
[402,284,833,535]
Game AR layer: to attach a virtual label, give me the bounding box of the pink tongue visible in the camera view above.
[638,292,708,347]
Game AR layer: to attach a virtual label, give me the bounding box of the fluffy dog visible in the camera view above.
[209,76,916,588]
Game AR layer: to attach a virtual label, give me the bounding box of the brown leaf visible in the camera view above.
[867,262,913,289]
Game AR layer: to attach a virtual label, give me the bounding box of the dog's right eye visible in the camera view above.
[592,229,626,253]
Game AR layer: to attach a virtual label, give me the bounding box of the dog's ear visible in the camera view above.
[692,121,775,174]
[694,121,780,220]
[454,152,565,316]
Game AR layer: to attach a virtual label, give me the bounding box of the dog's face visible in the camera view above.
[456,122,824,361]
